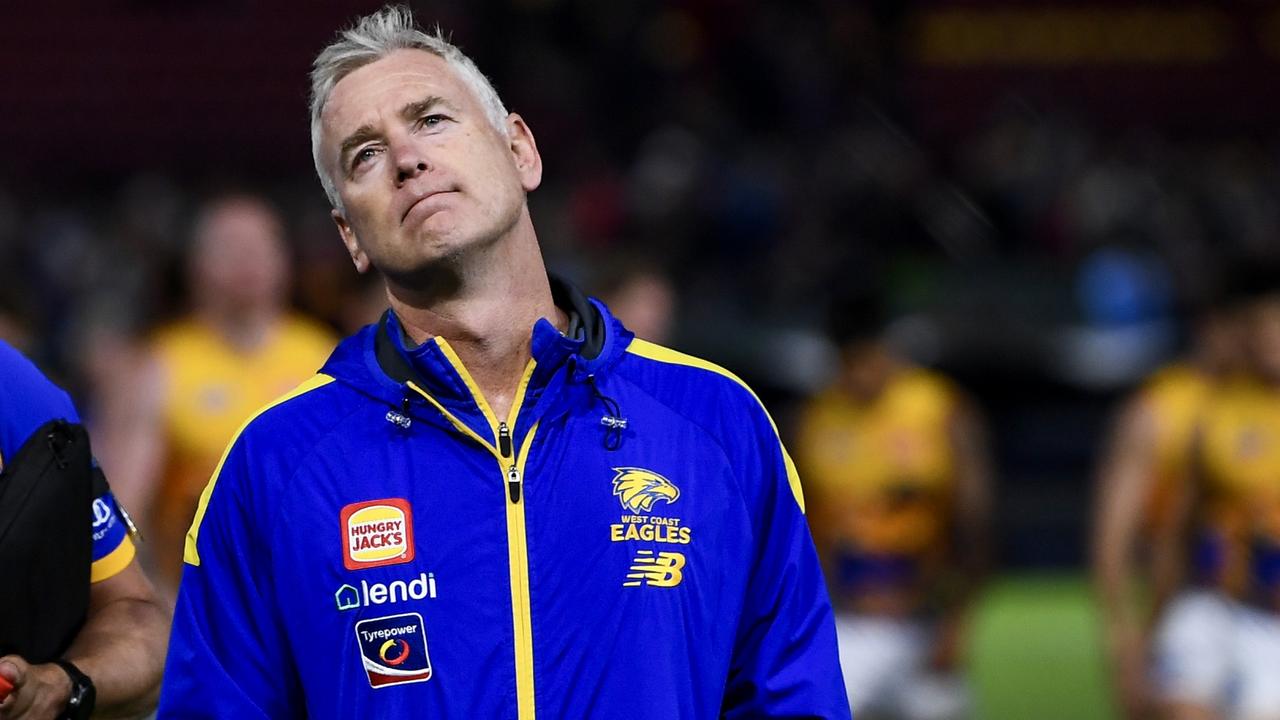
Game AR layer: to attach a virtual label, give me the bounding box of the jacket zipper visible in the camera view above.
[506,422,537,719]
[405,346,539,719]
[500,422,523,503]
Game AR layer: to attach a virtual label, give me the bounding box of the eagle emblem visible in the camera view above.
[611,467,680,513]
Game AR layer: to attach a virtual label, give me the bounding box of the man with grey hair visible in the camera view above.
[159,6,849,718]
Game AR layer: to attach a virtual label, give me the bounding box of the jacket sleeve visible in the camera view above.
[721,394,851,719]
[158,435,303,719]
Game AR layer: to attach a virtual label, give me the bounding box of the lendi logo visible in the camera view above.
[335,573,438,611]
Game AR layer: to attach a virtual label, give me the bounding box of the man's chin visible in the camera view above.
[405,223,470,254]
[378,225,507,287]
[380,249,471,293]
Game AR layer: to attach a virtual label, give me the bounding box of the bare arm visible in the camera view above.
[951,399,993,582]
[1091,395,1162,719]
[931,398,993,669]
[1092,398,1159,633]
[0,561,170,720]
[70,560,171,717]
[92,349,167,537]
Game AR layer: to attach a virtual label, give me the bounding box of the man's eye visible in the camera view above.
[420,114,448,128]
[353,147,380,168]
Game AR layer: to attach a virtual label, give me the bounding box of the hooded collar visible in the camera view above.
[359,275,630,444]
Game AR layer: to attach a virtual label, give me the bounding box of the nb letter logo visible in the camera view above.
[623,550,686,588]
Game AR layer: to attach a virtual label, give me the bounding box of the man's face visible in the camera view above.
[605,273,675,344]
[839,339,895,402]
[320,49,541,284]
[1195,308,1245,375]
[1247,294,1280,384]
[192,201,288,311]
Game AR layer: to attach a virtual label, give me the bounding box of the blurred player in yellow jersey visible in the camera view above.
[1093,294,1244,720]
[1147,270,1280,720]
[797,294,992,720]
[96,195,336,597]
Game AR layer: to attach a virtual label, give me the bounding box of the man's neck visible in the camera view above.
[388,230,567,421]
[196,304,279,353]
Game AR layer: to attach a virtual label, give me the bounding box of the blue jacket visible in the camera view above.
[160,283,848,719]
[0,341,134,581]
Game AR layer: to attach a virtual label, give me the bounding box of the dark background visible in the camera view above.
[4,0,1280,573]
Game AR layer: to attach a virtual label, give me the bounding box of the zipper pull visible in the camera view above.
[507,465,522,503]
[498,422,512,458]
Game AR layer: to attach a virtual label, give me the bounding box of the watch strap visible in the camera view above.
[51,659,95,720]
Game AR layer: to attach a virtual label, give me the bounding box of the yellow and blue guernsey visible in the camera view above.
[0,341,135,583]
[796,369,960,615]
[1138,363,1214,538]
[1191,376,1280,608]
[159,281,849,719]
[147,316,336,590]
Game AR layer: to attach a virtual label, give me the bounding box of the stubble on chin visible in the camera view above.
[383,194,524,287]
[379,228,483,295]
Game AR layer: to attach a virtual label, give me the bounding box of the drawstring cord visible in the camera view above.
[586,375,626,451]
[390,375,624,449]
[385,392,414,430]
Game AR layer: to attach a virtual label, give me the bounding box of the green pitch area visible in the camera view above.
[968,574,1118,720]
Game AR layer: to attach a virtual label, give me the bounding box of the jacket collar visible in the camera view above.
[369,275,627,438]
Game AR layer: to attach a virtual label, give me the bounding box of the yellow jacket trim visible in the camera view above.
[508,420,539,719]
[412,354,540,720]
[624,339,805,513]
[184,374,337,566]
[407,381,499,455]
[434,338,502,432]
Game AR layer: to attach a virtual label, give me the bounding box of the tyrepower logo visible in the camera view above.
[342,499,415,570]
[354,613,433,688]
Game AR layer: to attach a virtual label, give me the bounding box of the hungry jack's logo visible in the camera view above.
[342,499,415,570]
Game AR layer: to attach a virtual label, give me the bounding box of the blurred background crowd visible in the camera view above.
[5,1,1280,718]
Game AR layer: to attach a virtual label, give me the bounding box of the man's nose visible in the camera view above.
[393,142,430,184]
[396,160,429,185]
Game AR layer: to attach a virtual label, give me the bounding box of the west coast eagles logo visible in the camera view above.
[611,467,680,513]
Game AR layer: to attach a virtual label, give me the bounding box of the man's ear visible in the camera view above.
[506,113,543,193]
[332,209,371,273]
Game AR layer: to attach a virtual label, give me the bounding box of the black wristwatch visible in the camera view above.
[52,659,95,720]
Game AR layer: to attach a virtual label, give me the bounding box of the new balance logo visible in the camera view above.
[623,550,685,588]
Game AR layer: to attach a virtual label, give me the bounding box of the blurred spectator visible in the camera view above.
[1147,267,1280,720]
[94,194,336,597]
[796,291,992,719]
[1092,289,1244,720]
[592,257,677,345]
[336,270,393,336]
[0,286,34,354]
